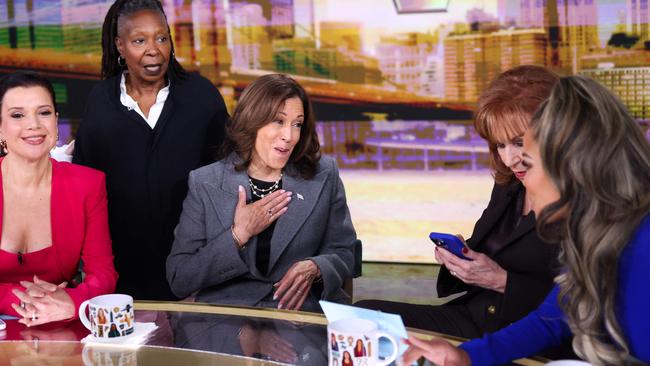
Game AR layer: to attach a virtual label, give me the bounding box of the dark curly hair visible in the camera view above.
[101,0,186,80]
[220,74,320,179]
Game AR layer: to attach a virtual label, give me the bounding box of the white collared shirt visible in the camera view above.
[119,73,170,129]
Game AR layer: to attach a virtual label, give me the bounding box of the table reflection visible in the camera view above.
[170,312,328,365]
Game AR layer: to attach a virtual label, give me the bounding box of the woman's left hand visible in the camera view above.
[11,276,75,326]
[400,334,470,366]
[273,260,320,310]
[436,246,508,293]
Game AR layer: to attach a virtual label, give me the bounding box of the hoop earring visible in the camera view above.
[117,55,126,67]
[171,50,175,59]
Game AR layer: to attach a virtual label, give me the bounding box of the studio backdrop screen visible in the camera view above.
[1,0,648,262]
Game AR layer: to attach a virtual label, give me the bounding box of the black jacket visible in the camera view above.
[437,181,559,333]
[73,72,228,300]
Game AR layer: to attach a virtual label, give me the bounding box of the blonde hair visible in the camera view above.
[531,76,650,364]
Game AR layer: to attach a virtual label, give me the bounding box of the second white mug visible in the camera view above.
[327,318,399,366]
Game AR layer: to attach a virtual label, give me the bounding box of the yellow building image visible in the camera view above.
[319,21,363,53]
[580,49,650,120]
[375,32,440,94]
[444,28,547,102]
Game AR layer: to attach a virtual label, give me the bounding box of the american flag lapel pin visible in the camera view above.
[297,193,304,200]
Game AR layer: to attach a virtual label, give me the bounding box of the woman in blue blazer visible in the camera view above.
[166,74,356,312]
[401,76,650,365]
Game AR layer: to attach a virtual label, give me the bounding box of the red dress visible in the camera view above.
[0,158,118,319]
[0,247,60,284]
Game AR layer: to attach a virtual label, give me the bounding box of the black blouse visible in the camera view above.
[249,177,282,275]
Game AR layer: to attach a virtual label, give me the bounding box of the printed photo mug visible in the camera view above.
[327,318,399,366]
[79,294,135,339]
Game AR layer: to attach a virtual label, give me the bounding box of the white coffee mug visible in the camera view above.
[327,318,399,366]
[79,294,134,339]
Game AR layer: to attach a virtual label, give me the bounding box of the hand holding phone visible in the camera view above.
[429,232,471,260]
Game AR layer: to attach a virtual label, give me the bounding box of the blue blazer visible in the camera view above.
[460,214,650,365]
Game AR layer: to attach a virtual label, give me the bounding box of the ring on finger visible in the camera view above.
[267,208,273,216]
[451,271,457,276]
[296,290,303,295]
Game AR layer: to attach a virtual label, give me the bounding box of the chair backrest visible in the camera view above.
[343,239,363,301]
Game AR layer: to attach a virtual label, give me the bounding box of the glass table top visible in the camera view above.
[0,301,544,366]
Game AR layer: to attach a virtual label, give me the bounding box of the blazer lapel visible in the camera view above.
[205,163,265,274]
[268,168,329,272]
[493,212,536,256]
[206,162,249,231]
[470,183,518,249]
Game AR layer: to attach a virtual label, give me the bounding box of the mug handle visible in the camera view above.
[375,331,399,366]
[78,300,92,331]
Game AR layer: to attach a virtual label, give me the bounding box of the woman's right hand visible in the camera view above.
[434,234,507,293]
[400,334,470,366]
[232,185,292,245]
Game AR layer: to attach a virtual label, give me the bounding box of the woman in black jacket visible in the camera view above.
[73,0,228,300]
[357,65,560,338]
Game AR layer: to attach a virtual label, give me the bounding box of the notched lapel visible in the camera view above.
[205,164,248,229]
[268,169,329,272]
[470,184,518,248]
[494,213,536,256]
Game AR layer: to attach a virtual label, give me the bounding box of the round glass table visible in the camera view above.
[0,301,545,365]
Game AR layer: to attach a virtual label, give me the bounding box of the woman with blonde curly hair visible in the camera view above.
[401,76,650,365]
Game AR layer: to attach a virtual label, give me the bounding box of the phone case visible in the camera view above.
[429,232,471,260]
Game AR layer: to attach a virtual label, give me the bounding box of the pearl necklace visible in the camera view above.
[249,172,283,198]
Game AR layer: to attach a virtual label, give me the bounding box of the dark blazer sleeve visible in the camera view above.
[436,182,506,298]
[498,247,558,323]
[306,158,356,299]
[437,181,559,332]
[166,168,250,299]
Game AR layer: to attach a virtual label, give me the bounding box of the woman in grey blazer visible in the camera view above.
[166,74,356,312]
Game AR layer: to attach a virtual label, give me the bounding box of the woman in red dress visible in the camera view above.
[0,72,117,326]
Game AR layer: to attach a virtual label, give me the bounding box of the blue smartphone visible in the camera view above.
[429,232,471,260]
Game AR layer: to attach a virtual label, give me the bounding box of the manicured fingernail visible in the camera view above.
[286,197,292,202]
[238,185,243,192]
[286,191,293,196]
[278,303,283,309]
[273,293,278,300]
[462,248,468,254]
[280,189,286,193]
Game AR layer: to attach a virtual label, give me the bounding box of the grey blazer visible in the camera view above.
[166,153,356,310]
